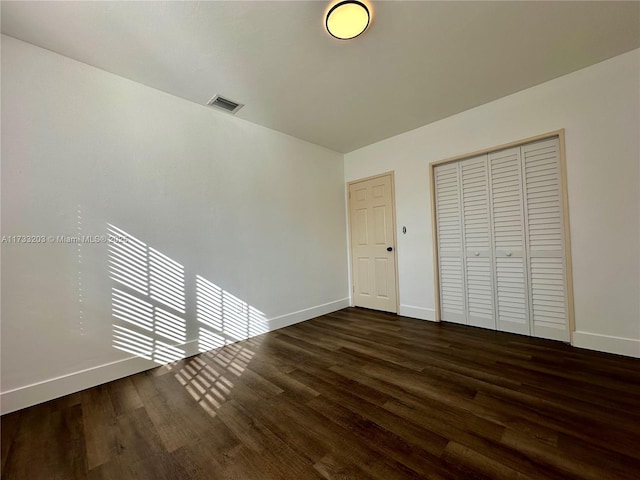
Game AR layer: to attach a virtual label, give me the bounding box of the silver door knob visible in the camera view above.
[506,252,512,257]
[474,252,479,256]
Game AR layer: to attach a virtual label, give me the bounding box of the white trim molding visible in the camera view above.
[0,298,350,415]
[268,298,350,330]
[399,305,437,322]
[572,331,640,358]
[0,340,199,416]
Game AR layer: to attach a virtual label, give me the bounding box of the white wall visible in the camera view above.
[1,35,349,413]
[345,49,640,358]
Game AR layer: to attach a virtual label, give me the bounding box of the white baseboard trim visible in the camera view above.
[268,297,350,330]
[399,305,437,322]
[572,331,640,358]
[0,298,350,415]
[0,340,198,416]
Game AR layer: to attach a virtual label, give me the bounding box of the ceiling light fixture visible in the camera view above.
[326,1,370,40]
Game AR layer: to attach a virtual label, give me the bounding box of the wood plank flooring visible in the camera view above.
[2,307,640,479]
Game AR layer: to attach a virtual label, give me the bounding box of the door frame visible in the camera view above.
[429,129,575,340]
[347,171,400,314]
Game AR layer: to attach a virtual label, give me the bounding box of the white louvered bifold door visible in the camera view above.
[460,156,496,329]
[522,138,569,341]
[434,162,467,324]
[488,147,531,336]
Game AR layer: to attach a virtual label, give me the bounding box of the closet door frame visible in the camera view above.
[429,129,575,341]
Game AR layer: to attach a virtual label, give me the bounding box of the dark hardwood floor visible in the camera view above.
[2,307,640,479]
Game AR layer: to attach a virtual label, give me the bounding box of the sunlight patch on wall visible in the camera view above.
[108,224,186,364]
[112,324,153,360]
[154,341,186,364]
[155,307,186,343]
[112,288,154,331]
[108,224,149,296]
[108,224,268,372]
[196,275,268,353]
[149,247,185,313]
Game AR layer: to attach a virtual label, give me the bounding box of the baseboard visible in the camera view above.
[572,331,640,358]
[268,298,350,330]
[399,304,437,322]
[0,339,199,416]
[0,298,350,415]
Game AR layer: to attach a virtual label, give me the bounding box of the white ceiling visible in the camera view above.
[2,1,639,153]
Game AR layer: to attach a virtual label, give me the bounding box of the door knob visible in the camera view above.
[506,252,512,257]
[474,252,479,256]
[387,247,393,252]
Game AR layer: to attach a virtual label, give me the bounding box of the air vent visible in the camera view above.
[206,94,244,114]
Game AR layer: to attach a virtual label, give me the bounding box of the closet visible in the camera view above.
[433,134,572,342]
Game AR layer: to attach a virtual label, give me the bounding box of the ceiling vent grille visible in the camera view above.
[207,94,244,114]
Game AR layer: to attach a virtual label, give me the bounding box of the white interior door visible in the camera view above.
[522,138,570,341]
[434,163,467,324]
[460,156,496,329]
[488,147,531,336]
[349,174,398,313]
[433,135,571,341]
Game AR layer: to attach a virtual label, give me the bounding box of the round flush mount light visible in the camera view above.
[326,1,370,40]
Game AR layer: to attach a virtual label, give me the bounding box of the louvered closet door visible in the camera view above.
[434,162,467,324]
[488,147,531,335]
[460,156,496,329]
[522,138,569,341]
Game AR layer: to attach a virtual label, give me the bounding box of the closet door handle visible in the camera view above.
[474,252,480,256]
[506,251,512,257]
